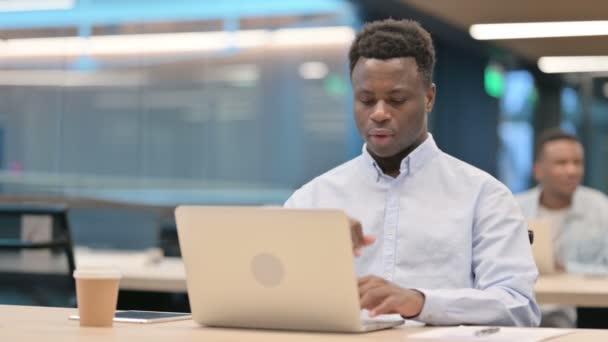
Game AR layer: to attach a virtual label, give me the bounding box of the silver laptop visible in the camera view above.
[528,219,557,274]
[175,206,404,333]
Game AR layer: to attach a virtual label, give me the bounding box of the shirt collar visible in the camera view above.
[532,185,585,217]
[361,133,441,180]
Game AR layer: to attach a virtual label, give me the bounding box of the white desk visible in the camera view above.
[3,304,606,342]
[75,248,186,292]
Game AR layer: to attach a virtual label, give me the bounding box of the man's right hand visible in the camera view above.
[348,217,375,256]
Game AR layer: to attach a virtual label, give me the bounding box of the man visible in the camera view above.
[284,19,540,326]
[516,129,608,327]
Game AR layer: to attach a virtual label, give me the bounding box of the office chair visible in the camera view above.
[0,203,76,307]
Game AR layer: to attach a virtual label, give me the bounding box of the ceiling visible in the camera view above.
[401,0,608,61]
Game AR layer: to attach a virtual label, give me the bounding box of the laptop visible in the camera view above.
[528,219,556,274]
[175,206,404,333]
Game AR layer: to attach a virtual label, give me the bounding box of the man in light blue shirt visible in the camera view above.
[284,19,540,326]
[517,129,608,271]
[516,129,608,327]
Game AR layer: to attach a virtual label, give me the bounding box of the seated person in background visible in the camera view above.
[516,129,608,327]
[284,18,540,327]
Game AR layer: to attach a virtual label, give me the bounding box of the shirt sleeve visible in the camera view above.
[598,194,608,271]
[566,190,608,270]
[413,180,541,327]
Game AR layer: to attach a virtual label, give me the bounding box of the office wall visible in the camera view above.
[0,31,356,205]
[431,41,499,176]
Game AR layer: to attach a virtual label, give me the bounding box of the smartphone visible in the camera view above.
[69,310,192,324]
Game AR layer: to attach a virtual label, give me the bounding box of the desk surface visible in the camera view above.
[535,273,608,307]
[3,304,607,342]
[76,250,608,307]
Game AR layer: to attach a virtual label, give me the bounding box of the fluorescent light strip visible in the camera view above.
[0,0,74,12]
[538,56,608,73]
[3,36,85,57]
[272,26,355,46]
[0,70,144,87]
[0,26,354,58]
[470,21,608,40]
[0,64,262,87]
[298,61,329,79]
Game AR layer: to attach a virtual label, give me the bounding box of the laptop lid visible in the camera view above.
[528,219,556,274]
[175,206,367,332]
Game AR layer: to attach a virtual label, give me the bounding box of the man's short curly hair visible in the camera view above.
[348,19,436,86]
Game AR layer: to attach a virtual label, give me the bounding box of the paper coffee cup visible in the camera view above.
[74,268,121,327]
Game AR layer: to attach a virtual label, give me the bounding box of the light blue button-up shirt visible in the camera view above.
[284,134,540,326]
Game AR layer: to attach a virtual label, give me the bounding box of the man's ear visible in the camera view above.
[533,161,542,183]
[425,83,436,113]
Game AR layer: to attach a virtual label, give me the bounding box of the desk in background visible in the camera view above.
[76,248,186,293]
[535,274,608,307]
[82,249,608,308]
[0,248,186,293]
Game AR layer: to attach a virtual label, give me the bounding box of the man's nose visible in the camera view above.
[565,162,581,176]
[369,101,390,123]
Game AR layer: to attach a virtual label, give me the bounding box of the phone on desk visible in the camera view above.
[69,310,192,324]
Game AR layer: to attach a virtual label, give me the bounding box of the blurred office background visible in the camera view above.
[1,0,607,312]
[0,0,606,204]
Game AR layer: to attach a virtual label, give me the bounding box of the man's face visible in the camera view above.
[534,139,584,198]
[351,57,435,158]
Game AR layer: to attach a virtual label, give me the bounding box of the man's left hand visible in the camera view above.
[358,275,425,318]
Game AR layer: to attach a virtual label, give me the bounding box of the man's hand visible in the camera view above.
[348,217,375,256]
[358,275,425,318]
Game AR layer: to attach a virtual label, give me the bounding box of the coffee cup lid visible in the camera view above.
[73,267,121,279]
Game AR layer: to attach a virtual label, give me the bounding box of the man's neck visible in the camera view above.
[539,189,573,210]
[372,154,404,178]
[369,132,428,178]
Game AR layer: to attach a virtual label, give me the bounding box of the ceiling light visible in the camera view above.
[0,70,144,87]
[538,56,608,73]
[470,21,608,40]
[0,26,355,58]
[0,0,74,12]
[298,62,329,80]
[272,27,355,46]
